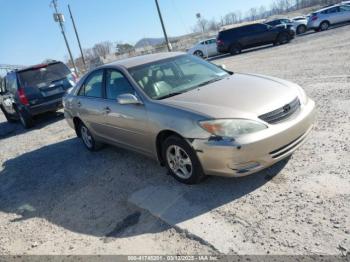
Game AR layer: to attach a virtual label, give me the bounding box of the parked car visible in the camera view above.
[0,61,76,128]
[265,18,295,31]
[291,16,309,34]
[187,38,219,58]
[63,52,315,184]
[216,23,295,55]
[307,3,350,31]
[265,17,308,35]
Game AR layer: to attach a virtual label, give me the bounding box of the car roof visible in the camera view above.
[16,61,63,73]
[220,22,263,32]
[317,4,340,12]
[104,52,185,69]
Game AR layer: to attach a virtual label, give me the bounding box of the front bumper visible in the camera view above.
[192,99,316,177]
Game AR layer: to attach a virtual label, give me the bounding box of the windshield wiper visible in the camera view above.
[158,92,184,100]
[194,76,225,88]
[157,77,226,100]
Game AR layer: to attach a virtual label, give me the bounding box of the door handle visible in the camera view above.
[103,106,111,114]
[77,101,81,107]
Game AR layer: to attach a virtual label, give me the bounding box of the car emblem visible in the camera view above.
[283,104,291,112]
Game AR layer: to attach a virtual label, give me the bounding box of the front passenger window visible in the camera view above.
[80,70,103,98]
[105,70,134,100]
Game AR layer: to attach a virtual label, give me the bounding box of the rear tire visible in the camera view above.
[194,50,204,58]
[275,32,290,45]
[162,135,205,184]
[229,44,241,55]
[79,122,102,151]
[296,24,307,34]
[319,21,329,31]
[16,108,34,128]
[0,106,16,123]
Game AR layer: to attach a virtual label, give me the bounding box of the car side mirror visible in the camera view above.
[117,93,142,105]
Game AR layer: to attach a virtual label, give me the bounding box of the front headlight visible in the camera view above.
[198,119,267,138]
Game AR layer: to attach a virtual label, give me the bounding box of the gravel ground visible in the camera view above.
[0,24,349,255]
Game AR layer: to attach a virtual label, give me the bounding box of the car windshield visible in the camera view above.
[128,55,229,100]
[18,62,71,88]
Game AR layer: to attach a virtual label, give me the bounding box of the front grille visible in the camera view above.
[259,97,300,124]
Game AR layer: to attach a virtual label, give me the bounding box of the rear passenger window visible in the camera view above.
[79,70,103,98]
[250,24,267,32]
[105,70,134,100]
[324,7,339,13]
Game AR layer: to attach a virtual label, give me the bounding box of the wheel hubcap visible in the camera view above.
[321,23,328,30]
[166,145,193,179]
[81,126,93,148]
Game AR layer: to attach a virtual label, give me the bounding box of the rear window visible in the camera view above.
[18,62,71,88]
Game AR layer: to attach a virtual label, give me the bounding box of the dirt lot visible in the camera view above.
[0,24,349,255]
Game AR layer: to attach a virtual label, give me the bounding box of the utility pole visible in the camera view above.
[155,0,172,52]
[51,0,78,75]
[196,13,208,59]
[68,4,86,70]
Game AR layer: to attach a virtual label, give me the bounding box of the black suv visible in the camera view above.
[217,23,295,55]
[0,61,76,128]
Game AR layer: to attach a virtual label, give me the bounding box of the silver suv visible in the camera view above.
[307,4,350,31]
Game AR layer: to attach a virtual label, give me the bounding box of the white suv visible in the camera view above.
[307,4,350,31]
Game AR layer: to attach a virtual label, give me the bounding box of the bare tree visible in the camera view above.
[248,7,258,21]
[92,41,113,59]
[258,5,267,19]
[208,19,220,31]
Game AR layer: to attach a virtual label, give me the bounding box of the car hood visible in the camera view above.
[160,73,299,119]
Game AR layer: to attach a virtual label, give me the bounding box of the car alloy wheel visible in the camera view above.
[320,21,329,31]
[194,50,204,58]
[297,25,306,34]
[166,145,193,179]
[81,125,93,149]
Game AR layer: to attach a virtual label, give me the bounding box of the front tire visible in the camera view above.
[79,122,102,151]
[275,32,290,45]
[162,136,205,184]
[319,21,329,31]
[296,24,307,34]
